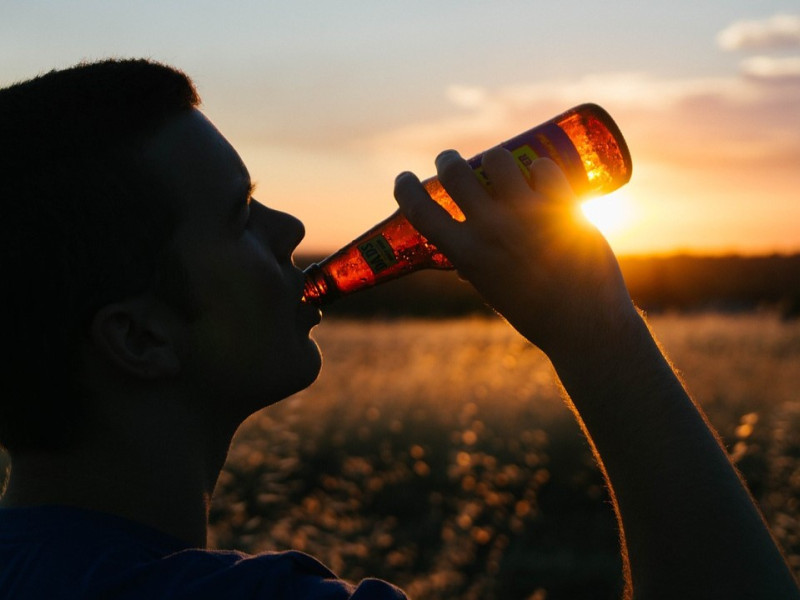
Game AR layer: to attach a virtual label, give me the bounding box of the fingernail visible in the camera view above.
[435,149,460,164]
[395,171,415,185]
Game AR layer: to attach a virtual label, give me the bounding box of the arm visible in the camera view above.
[394,148,800,599]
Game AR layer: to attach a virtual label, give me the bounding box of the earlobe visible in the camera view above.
[90,298,181,379]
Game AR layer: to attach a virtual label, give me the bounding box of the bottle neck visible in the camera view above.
[302,263,338,306]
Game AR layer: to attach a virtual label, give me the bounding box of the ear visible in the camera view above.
[90,296,181,380]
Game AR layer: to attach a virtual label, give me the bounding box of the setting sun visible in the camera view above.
[580,190,636,239]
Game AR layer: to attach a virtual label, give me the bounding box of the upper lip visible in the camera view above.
[292,265,308,303]
[294,271,321,323]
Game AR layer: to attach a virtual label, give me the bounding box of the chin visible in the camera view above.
[299,340,323,388]
[264,342,322,406]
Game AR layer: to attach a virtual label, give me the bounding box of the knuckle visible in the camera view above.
[436,151,469,185]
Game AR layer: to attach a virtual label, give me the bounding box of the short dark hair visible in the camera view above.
[0,59,201,453]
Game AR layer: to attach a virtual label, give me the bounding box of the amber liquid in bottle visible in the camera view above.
[303,103,632,305]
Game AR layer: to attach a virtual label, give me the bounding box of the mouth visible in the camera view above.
[297,288,322,328]
[298,303,322,333]
[293,267,322,327]
[308,303,322,326]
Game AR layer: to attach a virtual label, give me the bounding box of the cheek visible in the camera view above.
[194,242,285,314]
[179,242,304,363]
[200,276,295,362]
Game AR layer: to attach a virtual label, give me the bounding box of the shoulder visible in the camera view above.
[142,549,408,600]
[73,547,408,600]
[0,506,405,600]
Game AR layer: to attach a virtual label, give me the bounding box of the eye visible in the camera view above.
[237,182,257,229]
[240,196,253,228]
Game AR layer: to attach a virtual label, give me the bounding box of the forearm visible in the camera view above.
[393,149,799,597]
[551,309,799,599]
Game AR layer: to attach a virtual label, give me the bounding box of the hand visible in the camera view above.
[393,147,638,359]
[398,148,800,600]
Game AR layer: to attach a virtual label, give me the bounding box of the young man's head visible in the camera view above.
[0,60,321,456]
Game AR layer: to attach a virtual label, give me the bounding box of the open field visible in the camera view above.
[206,313,800,599]
[1,312,798,598]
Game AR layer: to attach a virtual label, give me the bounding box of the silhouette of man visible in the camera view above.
[1,59,798,599]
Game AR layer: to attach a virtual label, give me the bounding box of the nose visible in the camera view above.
[276,210,306,258]
[252,201,305,261]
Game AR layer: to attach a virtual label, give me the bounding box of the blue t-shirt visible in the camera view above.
[0,505,407,600]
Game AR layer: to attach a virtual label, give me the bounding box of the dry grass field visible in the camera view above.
[207,313,800,599]
[1,312,799,598]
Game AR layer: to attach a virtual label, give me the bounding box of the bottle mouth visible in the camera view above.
[301,263,336,306]
[301,282,320,305]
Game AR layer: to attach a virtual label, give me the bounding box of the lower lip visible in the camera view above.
[298,301,322,329]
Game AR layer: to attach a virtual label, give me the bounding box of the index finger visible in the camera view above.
[435,150,493,220]
[393,171,467,257]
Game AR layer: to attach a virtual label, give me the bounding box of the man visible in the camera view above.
[0,59,797,599]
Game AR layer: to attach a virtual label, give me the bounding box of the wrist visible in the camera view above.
[546,305,666,407]
[545,299,647,369]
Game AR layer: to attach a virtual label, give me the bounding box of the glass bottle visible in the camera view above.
[303,103,632,305]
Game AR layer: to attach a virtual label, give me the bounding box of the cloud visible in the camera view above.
[446,85,489,110]
[359,68,800,181]
[361,72,754,152]
[717,14,800,51]
[740,55,800,81]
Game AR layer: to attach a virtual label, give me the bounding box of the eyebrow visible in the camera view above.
[244,181,257,201]
[228,180,257,224]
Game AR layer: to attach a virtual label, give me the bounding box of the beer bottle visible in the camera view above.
[303,103,631,306]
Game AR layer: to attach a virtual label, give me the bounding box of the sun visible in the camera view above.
[580,190,635,238]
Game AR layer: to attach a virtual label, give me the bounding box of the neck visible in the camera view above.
[0,403,236,549]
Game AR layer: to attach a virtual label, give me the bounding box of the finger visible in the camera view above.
[434,150,490,219]
[529,157,575,205]
[479,147,532,204]
[393,171,466,255]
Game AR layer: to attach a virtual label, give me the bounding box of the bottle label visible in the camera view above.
[358,234,397,275]
[473,145,540,188]
[470,122,587,192]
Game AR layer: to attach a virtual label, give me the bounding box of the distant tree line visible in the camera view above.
[296,254,800,318]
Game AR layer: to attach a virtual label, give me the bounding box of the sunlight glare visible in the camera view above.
[580,190,635,238]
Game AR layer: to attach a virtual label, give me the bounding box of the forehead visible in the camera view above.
[141,109,250,224]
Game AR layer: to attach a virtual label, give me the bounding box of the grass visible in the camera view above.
[208,312,800,599]
[2,312,799,598]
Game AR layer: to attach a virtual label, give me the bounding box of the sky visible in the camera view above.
[1,1,799,256]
